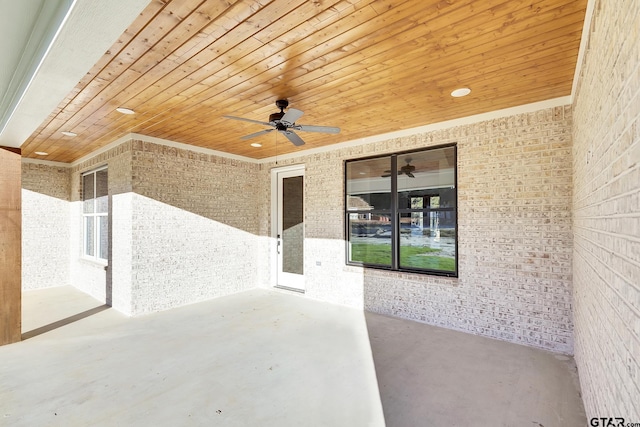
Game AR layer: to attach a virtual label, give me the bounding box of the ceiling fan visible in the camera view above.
[382,157,416,178]
[223,99,340,146]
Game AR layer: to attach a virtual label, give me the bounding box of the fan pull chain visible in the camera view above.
[275,130,278,165]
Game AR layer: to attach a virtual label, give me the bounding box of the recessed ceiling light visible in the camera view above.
[250,142,262,147]
[116,107,135,114]
[451,87,471,97]
[359,172,366,175]
[61,131,77,137]
[35,151,48,156]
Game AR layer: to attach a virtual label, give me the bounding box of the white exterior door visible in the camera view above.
[271,165,305,291]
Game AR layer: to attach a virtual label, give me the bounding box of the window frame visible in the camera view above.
[81,166,108,264]
[344,143,458,277]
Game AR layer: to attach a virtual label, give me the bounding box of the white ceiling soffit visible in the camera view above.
[0,0,150,148]
[0,0,71,134]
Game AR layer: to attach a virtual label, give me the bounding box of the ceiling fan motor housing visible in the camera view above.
[269,112,285,122]
[275,99,289,109]
[270,99,289,123]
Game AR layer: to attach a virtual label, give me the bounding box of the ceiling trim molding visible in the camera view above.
[128,134,264,164]
[69,133,139,167]
[570,0,597,103]
[21,157,71,167]
[69,133,263,167]
[65,96,571,167]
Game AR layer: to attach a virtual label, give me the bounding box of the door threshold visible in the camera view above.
[274,285,305,294]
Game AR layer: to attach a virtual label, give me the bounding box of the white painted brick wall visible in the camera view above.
[130,193,259,314]
[21,162,71,290]
[259,105,574,353]
[572,0,640,421]
[128,140,261,315]
[59,139,264,315]
[111,192,133,315]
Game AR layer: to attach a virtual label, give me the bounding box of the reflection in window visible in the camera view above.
[346,156,391,211]
[348,212,392,267]
[345,145,457,276]
[82,167,108,262]
[346,157,393,267]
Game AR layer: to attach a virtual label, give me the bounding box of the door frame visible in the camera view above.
[270,164,305,291]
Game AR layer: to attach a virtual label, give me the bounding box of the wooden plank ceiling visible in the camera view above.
[21,0,587,162]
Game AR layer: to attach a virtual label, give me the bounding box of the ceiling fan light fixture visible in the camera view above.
[250,142,262,147]
[451,87,471,97]
[61,131,77,137]
[116,107,135,115]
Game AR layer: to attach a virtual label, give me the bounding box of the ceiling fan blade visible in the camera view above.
[223,115,272,127]
[295,124,340,134]
[406,172,415,178]
[281,130,305,146]
[280,108,304,126]
[240,129,274,140]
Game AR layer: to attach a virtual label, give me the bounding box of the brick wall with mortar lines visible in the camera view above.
[258,105,574,353]
[69,141,133,305]
[128,140,262,314]
[21,163,71,290]
[571,0,640,420]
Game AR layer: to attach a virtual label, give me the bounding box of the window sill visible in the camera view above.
[79,257,108,268]
[345,262,458,278]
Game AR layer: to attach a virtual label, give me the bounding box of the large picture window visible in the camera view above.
[82,167,108,262]
[345,144,457,276]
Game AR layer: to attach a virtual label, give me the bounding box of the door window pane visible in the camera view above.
[282,176,304,275]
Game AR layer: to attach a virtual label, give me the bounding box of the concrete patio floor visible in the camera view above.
[1,286,586,426]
